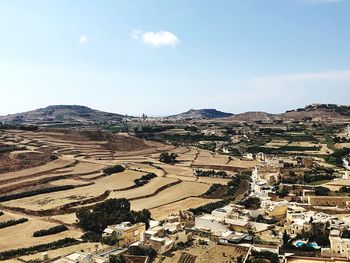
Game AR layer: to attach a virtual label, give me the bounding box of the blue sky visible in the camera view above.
[1,0,350,116]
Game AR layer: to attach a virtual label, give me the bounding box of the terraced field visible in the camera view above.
[0,128,253,258]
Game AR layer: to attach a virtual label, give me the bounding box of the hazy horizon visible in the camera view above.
[1,102,349,118]
[1,0,350,116]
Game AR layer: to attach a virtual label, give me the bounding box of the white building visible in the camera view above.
[53,252,108,263]
[195,214,227,233]
[329,229,350,259]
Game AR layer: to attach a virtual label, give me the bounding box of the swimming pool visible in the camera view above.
[294,240,320,249]
[295,241,305,247]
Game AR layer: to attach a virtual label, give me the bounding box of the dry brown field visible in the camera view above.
[0,128,251,259]
[0,212,82,252]
[149,197,220,220]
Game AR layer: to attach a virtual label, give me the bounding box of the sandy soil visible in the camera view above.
[18,242,106,262]
[51,213,78,225]
[130,181,210,211]
[3,169,145,210]
[0,212,82,252]
[150,197,219,220]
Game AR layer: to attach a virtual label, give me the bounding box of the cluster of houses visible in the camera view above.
[52,211,194,263]
[49,154,350,263]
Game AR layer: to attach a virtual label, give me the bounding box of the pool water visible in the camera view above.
[294,240,319,249]
[308,242,318,249]
[295,241,305,247]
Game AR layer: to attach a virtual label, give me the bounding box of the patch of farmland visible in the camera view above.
[0,213,82,252]
[149,197,220,220]
[18,242,104,262]
[127,163,165,177]
[323,180,350,191]
[3,170,147,210]
[159,164,195,178]
[109,177,178,200]
[335,143,350,149]
[0,158,75,182]
[196,177,231,185]
[130,181,210,211]
[265,140,289,148]
[51,213,78,225]
[49,179,91,187]
[193,154,229,166]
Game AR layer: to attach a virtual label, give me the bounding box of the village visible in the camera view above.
[1,105,350,263]
[1,0,350,261]
[48,148,350,263]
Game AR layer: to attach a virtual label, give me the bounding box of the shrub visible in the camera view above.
[81,231,101,242]
[134,173,157,186]
[110,255,126,263]
[325,148,350,166]
[303,167,337,183]
[342,230,350,238]
[195,169,230,178]
[204,184,224,196]
[340,186,350,193]
[249,250,279,263]
[0,185,75,202]
[33,225,68,237]
[159,152,178,164]
[0,218,28,229]
[241,197,261,209]
[103,165,125,175]
[101,233,120,245]
[315,186,331,196]
[0,238,79,260]
[189,199,231,216]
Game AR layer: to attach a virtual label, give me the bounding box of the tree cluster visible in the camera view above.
[240,197,261,209]
[195,169,230,178]
[76,199,151,240]
[103,165,125,175]
[134,173,157,186]
[189,199,231,216]
[314,186,331,196]
[159,152,178,164]
[325,148,350,166]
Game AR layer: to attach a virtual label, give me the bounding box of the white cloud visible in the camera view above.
[131,30,179,47]
[79,35,88,44]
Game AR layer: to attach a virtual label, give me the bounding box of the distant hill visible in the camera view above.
[0,105,127,124]
[280,104,350,121]
[221,104,350,122]
[224,111,277,122]
[170,109,233,119]
[2,103,350,125]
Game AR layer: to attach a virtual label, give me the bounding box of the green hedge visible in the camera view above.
[0,218,28,229]
[33,225,68,237]
[247,145,321,154]
[0,238,80,260]
[0,185,75,202]
[189,199,231,216]
[195,169,230,178]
